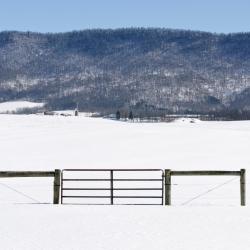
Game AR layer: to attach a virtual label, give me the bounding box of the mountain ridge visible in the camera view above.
[1,28,250,114]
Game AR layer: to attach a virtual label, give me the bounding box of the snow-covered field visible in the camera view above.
[0,114,249,249]
[0,101,44,113]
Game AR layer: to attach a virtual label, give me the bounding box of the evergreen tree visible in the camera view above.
[129,111,134,120]
[116,110,121,120]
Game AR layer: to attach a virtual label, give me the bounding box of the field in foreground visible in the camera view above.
[0,114,250,249]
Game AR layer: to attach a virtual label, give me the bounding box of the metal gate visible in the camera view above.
[61,169,164,205]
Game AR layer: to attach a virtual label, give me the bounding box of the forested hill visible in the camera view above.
[1,28,250,113]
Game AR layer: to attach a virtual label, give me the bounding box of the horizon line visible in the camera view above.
[0,27,250,36]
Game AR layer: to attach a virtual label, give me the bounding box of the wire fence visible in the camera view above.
[171,176,241,206]
[0,178,53,204]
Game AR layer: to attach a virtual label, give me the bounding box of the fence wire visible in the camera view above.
[174,177,240,205]
[0,182,41,203]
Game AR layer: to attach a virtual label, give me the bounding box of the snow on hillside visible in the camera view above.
[0,101,44,113]
[174,117,202,123]
[0,114,250,249]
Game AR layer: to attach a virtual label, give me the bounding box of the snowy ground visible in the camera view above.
[0,101,44,113]
[0,114,250,249]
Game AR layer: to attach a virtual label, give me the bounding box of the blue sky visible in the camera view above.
[0,0,249,33]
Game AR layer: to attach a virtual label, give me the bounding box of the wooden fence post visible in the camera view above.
[165,169,171,206]
[53,169,61,204]
[240,169,246,206]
